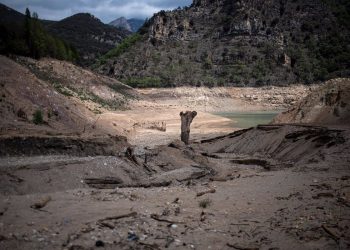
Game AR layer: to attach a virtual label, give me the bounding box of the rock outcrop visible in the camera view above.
[99,0,350,87]
[272,78,350,126]
[109,17,144,33]
[0,55,136,138]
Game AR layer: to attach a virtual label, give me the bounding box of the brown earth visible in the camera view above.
[0,55,314,150]
[0,56,349,250]
[0,124,349,250]
[273,78,350,127]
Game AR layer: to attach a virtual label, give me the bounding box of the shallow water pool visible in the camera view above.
[214,111,282,128]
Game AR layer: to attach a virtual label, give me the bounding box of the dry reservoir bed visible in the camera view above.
[0,124,350,250]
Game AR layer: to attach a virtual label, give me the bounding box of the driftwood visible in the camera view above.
[150,214,184,224]
[231,158,271,170]
[98,221,115,229]
[31,196,51,209]
[84,177,123,189]
[321,225,340,242]
[143,163,155,174]
[210,176,232,182]
[115,180,172,189]
[84,177,123,185]
[196,188,216,197]
[226,243,259,250]
[210,173,238,182]
[180,111,197,144]
[179,169,208,182]
[201,152,222,159]
[312,192,334,199]
[98,211,137,223]
[125,147,139,165]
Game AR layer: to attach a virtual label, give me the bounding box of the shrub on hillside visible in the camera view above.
[96,33,142,65]
[124,77,162,88]
[32,109,44,124]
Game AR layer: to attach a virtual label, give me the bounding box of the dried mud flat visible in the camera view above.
[1,56,350,249]
[1,124,350,250]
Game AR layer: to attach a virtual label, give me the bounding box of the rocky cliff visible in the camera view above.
[98,0,350,87]
[109,17,144,33]
[109,17,132,31]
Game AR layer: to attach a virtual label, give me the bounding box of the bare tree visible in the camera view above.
[180,111,197,144]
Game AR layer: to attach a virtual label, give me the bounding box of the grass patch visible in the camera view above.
[199,198,212,209]
[17,59,129,110]
[73,88,127,110]
[124,76,162,88]
[53,83,74,97]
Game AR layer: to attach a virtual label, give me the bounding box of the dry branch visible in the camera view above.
[321,225,340,242]
[196,188,216,197]
[98,211,137,223]
[150,214,184,224]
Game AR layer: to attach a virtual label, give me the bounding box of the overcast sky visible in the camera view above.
[1,0,192,23]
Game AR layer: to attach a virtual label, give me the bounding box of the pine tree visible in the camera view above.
[1,7,79,62]
[24,8,31,55]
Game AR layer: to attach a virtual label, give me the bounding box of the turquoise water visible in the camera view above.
[214,111,281,128]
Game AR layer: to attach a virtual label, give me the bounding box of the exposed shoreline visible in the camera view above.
[99,85,314,148]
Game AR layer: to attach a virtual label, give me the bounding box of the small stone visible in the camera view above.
[95,240,104,247]
[140,234,147,241]
[174,239,181,246]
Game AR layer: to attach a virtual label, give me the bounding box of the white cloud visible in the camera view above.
[1,0,192,22]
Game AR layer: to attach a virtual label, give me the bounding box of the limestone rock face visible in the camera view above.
[109,17,145,33]
[109,17,132,32]
[99,0,349,87]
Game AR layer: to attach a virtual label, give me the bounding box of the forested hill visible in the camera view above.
[0,3,131,66]
[98,0,350,87]
[45,13,131,66]
[0,4,78,62]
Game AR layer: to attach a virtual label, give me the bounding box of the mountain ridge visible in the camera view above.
[46,13,131,66]
[109,17,145,33]
[98,0,350,87]
[0,3,131,66]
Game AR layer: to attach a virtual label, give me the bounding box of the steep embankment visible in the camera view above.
[0,55,134,155]
[98,0,350,87]
[273,78,350,126]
